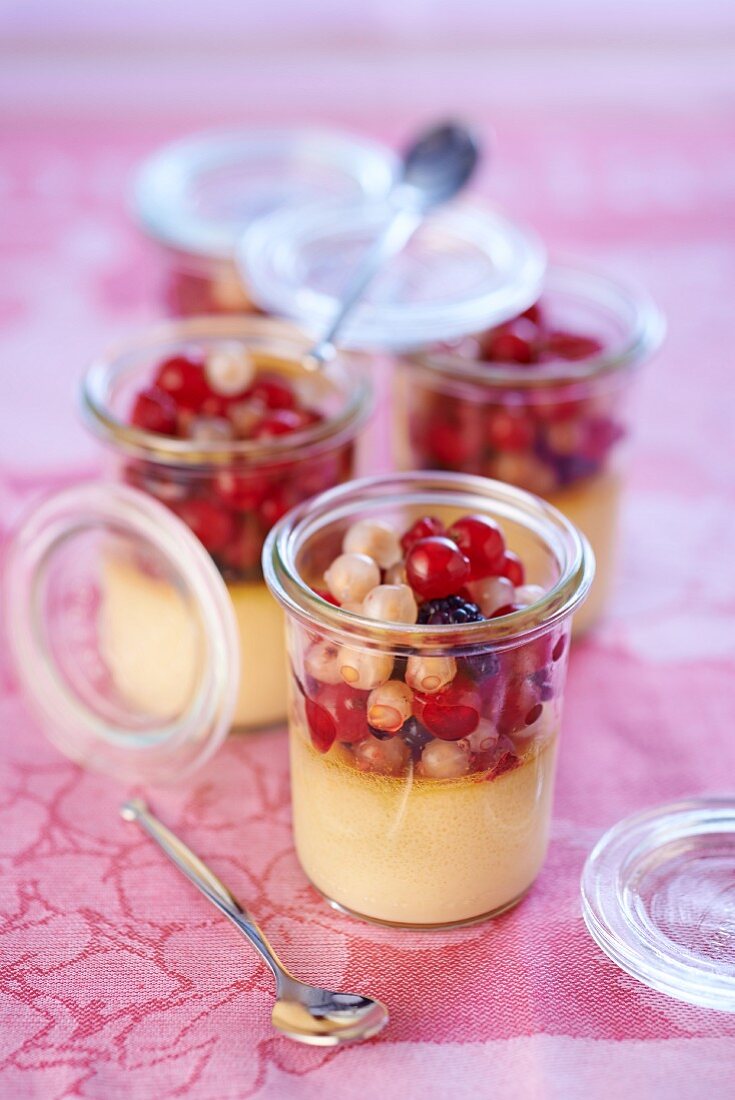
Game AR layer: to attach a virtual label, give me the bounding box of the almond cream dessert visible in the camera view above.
[100,555,286,730]
[283,509,571,927]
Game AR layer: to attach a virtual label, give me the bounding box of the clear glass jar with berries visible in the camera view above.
[264,472,593,928]
[394,264,664,634]
[81,315,372,732]
[132,128,397,318]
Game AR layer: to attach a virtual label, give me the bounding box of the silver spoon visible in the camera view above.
[120,798,388,1046]
[305,120,480,369]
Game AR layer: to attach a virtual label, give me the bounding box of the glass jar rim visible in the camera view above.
[406,260,665,389]
[80,315,373,467]
[263,471,594,653]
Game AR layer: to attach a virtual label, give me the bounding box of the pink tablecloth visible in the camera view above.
[2,48,735,1100]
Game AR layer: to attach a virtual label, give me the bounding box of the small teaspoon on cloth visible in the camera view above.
[120,798,389,1046]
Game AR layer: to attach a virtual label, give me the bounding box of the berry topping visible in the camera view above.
[204,345,255,397]
[175,498,236,554]
[367,680,413,733]
[338,647,394,691]
[552,635,567,662]
[354,734,410,776]
[401,718,433,757]
[305,640,343,684]
[253,409,306,439]
[446,514,506,579]
[417,594,484,626]
[362,584,418,625]
[400,516,445,555]
[467,575,515,617]
[480,328,535,364]
[154,354,211,411]
[248,373,296,410]
[314,683,371,744]
[406,655,457,695]
[324,553,381,605]
[419,738,471,778]
[130,386,178,435]
[500,551,525,587]
[544,331,603,361]
[343,519,402,569]
[406,536,471,600]
[413,672,481,740]
[304,698,337,753]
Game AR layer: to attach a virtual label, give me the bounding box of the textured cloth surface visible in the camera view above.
[1,35,735,1100]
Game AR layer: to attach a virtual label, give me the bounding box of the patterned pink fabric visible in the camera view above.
[2,49,735,1100]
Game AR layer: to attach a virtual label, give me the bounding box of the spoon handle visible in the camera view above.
[120,798,291,986]
[309,203,422,366]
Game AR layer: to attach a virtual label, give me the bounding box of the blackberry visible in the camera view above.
[417,596,499,681]
[417,595,485,626]
[401,718,433,759]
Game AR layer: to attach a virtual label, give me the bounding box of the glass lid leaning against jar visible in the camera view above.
[79,314,373,732]
[132,127,398,317]
[394,263,665,634]
[263,471,594,929]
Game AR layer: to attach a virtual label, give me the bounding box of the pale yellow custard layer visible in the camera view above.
[548,469,622,635]
[291,729,558,926]
[100,556,287,731]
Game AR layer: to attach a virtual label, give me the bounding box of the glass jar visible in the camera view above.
[80,315,372,731]
[394,264,664,634]
[263,472,593,928]
[132,127,397,318]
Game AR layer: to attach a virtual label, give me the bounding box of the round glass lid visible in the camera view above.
[133,127,399,260]
[581,797,735,1012]
[237,198,546,350]
[4,483,239,785]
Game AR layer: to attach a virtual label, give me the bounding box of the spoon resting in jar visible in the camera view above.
[120,798,389,1046]
[304,119,480,370]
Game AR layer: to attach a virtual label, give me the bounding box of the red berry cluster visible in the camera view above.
[300,512,567,780]
[408,300,624,494]
[125,349,352,579]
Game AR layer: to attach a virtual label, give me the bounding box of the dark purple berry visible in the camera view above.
[401,718,433,759]
[417,595,485,626]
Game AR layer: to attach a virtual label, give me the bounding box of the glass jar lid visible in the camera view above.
[237,199,546,350]
[4,482,240,785]
[133,127,399,261]
[581,797,735,1012]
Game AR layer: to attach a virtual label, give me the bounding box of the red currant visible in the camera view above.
[483,330,534,364]
[248,374,296,410]
[447,514,506,579]
[489,602,521,618]
[486,408,534,452]
[214,470,269,510]
[305,698,336,753]
[430,421,475,467]
[544,331,603,361]
[406,537,470,600]
[521,302,545,327]
[154,354,211,412]
[500,551,525,586]
[130,386,178,435]
[400,516,445,555]
[254,409,305,439]
[175,498,236,554]
[413,673,481,740]
[258,483,293,527]
[497,679,541,736]
[315,683,371,744]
